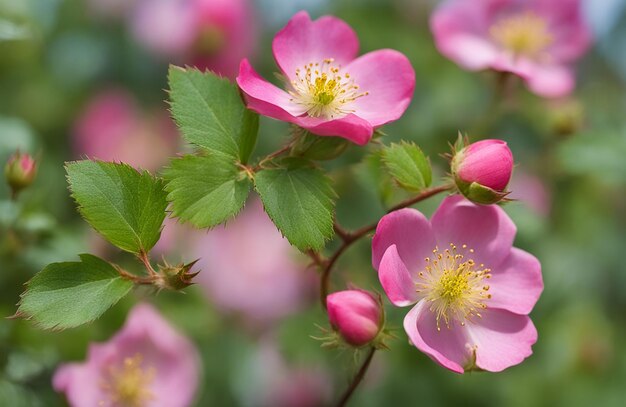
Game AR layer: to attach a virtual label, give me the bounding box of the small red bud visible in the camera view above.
[5,151,37,197]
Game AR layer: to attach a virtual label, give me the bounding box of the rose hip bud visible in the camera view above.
[326,290,383,347]
[451,139,513,205]
[4,151,37,196]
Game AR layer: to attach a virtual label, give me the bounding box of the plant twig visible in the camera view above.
[335,347,376,407]
[319,185,452,307]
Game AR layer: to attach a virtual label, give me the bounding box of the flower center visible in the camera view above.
[490,12,553,56]
[101,354,155,407]
[416,244,492,330]
[288,58,369,120]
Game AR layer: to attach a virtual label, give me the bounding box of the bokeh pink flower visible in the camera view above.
[237,11,415,145]
[132,0,256,77]
[431,0,592,97]
[372,195,543,373]
[327,289,382,347]
[53,303,200,407]
[73,89,179,171]
[193,199,314,328]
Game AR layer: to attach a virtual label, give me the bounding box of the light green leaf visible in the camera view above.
[164,154,251,228]
[382,142,432,192]
[254,160,336,251]
[16,254,133,330]
[168,66,259,163]
[66,160,168,254]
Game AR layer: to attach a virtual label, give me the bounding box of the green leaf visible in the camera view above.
[16,254,133,330]
[168,66,259,163]
[66,160,168,254]
[254,160,336,251]
[382,142,432,192]
[164,154,251,228]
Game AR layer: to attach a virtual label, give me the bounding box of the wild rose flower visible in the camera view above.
[236,11,415,145]
[451,139,513,204]
[193,199,313,328]
[53,303,200,407]
[327,290,383,347]
[4,151,37,195]
[132,0,255,78]
[372,195,543,373]
[431,0,592,98]
[73,89,178,171]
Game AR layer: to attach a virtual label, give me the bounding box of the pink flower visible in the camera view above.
[236,11,415,145]
[372,195,543,373]
[4,151,37,193]
[73,89,179,171]
[452,139,513,204]
[327,290,383,347]
[53,304,200,407]
[131,0,256,78]
[193,199,314,328]
[431,0,592,97]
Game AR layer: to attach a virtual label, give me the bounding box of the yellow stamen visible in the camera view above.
[288,58,369,119]
[417,243,491,330]
[490,12,553,56]
[100,354,155,407]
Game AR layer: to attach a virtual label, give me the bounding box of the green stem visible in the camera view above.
[335,347,376,407]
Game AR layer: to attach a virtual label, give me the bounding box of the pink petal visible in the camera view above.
[435,34,500,71]
[272,11,359,81]
[467,309,537,372]
[291,114,373,145]
[431,195,516,269]
[378,245,420,307]
[236,58,307,119]
[488,248,543,315]
[524,64,575,98]
[344,49,415,127]
[403,302,468,374]
[372,208,436,274]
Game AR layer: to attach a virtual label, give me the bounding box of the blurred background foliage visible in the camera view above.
[1,0,625,406]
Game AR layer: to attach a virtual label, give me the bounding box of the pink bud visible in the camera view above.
[326,290,382,347]
[5,151,37,195]
[453,139,513,192]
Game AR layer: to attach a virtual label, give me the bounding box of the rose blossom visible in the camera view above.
[53,303,200,407]
[372,195,543,373]
[431,0,592,97]
[193,199,313,328]
[327,289,383,347]
[236,11,415,145]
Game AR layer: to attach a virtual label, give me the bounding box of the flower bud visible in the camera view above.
[326,290,383,347]
[451,139,513,204]
[4,151,37,196]
[156,260,200,291]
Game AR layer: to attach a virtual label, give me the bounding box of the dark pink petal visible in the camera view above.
[372,208,436,274]
[403,302,468,374]
[524,64,575,98]
[488,248,543,315]
[467,309,537,372]
[272,11,359,81]
[378,245,420,307]
[431,195,516,269]
[344,49,415,127]
[291,114,373,145]
[236,58,307,119]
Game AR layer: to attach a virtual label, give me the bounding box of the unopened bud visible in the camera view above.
[5,151,37,197]
[326,290,383,347]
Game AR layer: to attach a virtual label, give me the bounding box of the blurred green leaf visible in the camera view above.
[16,254,133,330]
[254,160,336,251]
[382,141,432,192]
[66,160,168,254]
[164,154,251,228]
[558,131,626,184]
[168,66,259,163]
[292,133,351,161]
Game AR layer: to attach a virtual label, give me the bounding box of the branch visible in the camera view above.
[335,347,376,407]
[319,184,452,307]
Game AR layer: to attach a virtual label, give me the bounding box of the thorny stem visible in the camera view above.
[316,184,452,308]
[335,347,376,407]
[117,268,158,285]
[139,251,158,276]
